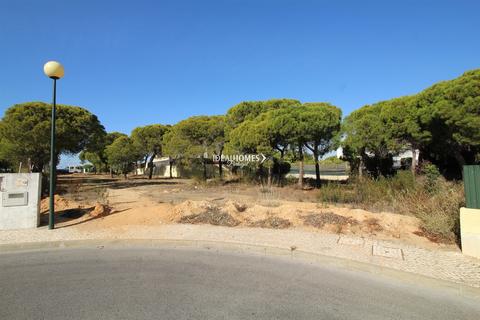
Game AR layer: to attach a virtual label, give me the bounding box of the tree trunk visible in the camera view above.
[314,145,321,188]
[203,159,207,181]
[169,158,174,178]
[267,165,272,187]
[277,149,284,186]
[110,167,113,178]
[148,153,156,179]
[359,157,364,178]
[454,151,466,167]
[298,144,304,189]
[123,164,127,179]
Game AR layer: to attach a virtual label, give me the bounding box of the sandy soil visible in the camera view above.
[41,174,452,250]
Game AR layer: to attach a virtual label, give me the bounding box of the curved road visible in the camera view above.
[0,246,478,319]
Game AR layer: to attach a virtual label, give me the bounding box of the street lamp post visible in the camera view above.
[43,61,64,230]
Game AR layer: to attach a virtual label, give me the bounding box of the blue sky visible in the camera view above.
[1,1,479,166]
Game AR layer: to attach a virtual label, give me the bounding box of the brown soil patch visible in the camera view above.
[413,228,445,243]
[363,217,383,233]
[89,203,112,218]
[40,195,77,214]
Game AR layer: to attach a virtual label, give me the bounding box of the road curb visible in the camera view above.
[1,237,479,298]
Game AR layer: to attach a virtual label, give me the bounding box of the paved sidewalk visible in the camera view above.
[0,224,479,288]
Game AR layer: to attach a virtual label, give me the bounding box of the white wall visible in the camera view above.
[0,173,41,230]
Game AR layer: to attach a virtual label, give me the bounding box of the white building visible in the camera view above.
[392,149,420,169]
[336,147,420,169]
[136,157,180,177]
[67,165,84,173]
[336,147,343,159]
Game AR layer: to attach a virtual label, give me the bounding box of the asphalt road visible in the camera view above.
[0,246,479,320]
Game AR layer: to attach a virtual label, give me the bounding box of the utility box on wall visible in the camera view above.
[0,173,42,230]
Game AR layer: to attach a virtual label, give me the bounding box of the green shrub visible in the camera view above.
[421,163,441,193]
[388,170,416,191]
[317,170,464,243]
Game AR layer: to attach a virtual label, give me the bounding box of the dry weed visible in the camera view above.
[250,216,292,229]
[179,206,240,227]
[301,212,358,228]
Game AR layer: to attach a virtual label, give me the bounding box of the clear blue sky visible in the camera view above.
[1,1,479,166]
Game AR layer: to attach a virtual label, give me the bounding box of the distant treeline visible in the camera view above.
[1,69,479,185]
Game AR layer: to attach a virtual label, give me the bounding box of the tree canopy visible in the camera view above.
[105,136,141,178]
[227,102,341,187]
[2,69,479,181]
[79,131,127,173]
[341,69,480,178]
[418,69,480,174]
[131,124,169,179]
[163,115,226,179]
[0,102,105,172]
[298,103,342,186]
[226,99,301,129]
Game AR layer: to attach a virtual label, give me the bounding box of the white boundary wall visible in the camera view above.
[0,173,42,230]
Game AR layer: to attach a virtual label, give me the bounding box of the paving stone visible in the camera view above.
[338,236,364,246]
[373,244,403,260]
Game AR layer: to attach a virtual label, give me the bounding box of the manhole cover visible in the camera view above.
[372,245,403,259]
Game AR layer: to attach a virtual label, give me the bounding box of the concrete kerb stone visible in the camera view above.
[1,237,479,299]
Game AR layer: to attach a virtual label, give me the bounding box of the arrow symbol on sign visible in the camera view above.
[260,153,267,164]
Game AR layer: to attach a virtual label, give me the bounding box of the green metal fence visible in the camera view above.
[463,165,480,209]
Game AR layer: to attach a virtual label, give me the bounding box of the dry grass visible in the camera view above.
[301,212,358,228]
[249,216,292,229]
[179,206,240,227]
[396,179,464,243]
[317,171,464,244]
[257,186,282,207]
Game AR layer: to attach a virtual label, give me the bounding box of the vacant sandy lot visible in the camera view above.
[42,174,451,250]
